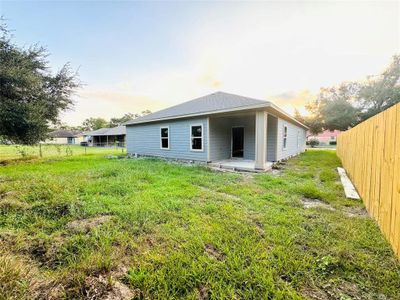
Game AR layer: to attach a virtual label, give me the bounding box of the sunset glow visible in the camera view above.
[3,1,399,125]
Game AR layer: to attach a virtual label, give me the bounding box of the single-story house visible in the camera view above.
[44,130,84,145]
[307,129,341,145]
[125,92,308,171]
[84,126,126,147]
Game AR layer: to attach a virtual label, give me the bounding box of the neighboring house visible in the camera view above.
[84,126,126,147]
[125,92,308,170]
[44,130,84,144]
[307,130,341,145]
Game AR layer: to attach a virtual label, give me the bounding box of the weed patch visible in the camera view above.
[0,151,399,299]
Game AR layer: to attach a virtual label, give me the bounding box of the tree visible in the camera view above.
[311,83,360,131]
[109,110,151,127]
[82,117,109,131]
[297,55,400,132]
[357,54,400,121]
[0,21,79,144]
[293,109,324,135]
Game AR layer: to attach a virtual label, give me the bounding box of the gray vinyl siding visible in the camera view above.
[126,117,208,161]
[209,115,255,161]
[267,114,278,161]
[276,118,306,160]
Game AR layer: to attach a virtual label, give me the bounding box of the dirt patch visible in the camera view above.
[0,198,30,211]
[0,191,17,200]
[84,273,136,300]
[302,198,335,211]
[255,221,265,238]
[66,215,113,233]
[270,169,282,176]
[198,186,241,201]
[197,285,210,300]
[303,282,373,300]
[343,207,369,218]
[302,287,331,300]
[204,244,225,261]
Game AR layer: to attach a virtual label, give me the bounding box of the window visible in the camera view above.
[190,124,203,151]
[297,130,300,149]
[160,127,169,149]
[283,125,288,149]
[330,136,335,140]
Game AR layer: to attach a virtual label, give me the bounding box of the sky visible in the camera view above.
[1,1,399,126]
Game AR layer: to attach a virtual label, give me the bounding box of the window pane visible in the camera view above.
[191,125,202,137]
[192,137,202,150]
[161,138,168,148]
[161,128,168,137]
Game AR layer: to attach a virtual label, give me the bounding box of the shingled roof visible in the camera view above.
[49,129,78,138]
[125,92,270,125]
[84,126,126,136]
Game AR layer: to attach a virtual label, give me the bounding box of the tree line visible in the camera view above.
[1,19,399,144]
[57,111,151,133]
[295,55,400,134]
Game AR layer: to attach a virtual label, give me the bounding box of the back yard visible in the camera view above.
[0,150,399,299]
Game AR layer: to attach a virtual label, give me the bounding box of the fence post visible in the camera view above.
[39,143,42,158]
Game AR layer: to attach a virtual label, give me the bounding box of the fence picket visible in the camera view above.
[337,103,400,258]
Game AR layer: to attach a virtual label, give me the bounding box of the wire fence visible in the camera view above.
[0,144,125,163]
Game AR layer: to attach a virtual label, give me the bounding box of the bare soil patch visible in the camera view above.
[0,191,16,200]
[197,285,210,300]
[343,207,369,218]
[302,198,335,211]
[198,186,241,201]
[66,215,113,233]
[204,244,225,261]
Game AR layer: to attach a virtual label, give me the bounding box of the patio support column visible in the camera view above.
[255,110,267,170]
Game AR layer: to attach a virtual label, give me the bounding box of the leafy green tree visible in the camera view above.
[0,21,79,144]
[299,55,400,131]
[293,109,324,135]
[357,55,400,120]
[109,110,151,127]
[82,117,109,131]
[311,83,360,131]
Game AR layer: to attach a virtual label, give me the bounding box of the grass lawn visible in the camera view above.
[0,150,399,299]
[0,144,124,163]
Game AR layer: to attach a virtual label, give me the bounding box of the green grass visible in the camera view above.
[0,144,124,163]
[0,150,399,299]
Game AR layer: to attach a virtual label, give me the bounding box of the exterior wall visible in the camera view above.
[307,129,340,145]
[266,114,278,161]
[209,115,255,161]
[44,137,71,144]
[126,117,208,161]
[276,118,307,160]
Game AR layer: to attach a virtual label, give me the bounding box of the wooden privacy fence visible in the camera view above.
[337,103,400,257]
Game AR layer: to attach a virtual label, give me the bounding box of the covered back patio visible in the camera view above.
[208,110,278,171]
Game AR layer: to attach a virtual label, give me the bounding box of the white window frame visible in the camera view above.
[160,126,169,150]
[283,125,288,150]
[190,124,204,152]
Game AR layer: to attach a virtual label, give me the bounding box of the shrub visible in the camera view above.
[329,141,337,145]
[308,138,320,148]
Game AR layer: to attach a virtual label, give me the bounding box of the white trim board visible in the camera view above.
[337,167,361,200]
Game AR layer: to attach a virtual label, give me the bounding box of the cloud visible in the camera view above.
[270,90,317,116]
[62,2,398,125]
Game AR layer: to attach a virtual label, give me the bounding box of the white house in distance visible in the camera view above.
[125,92,308,171]
[44,129,84,144]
